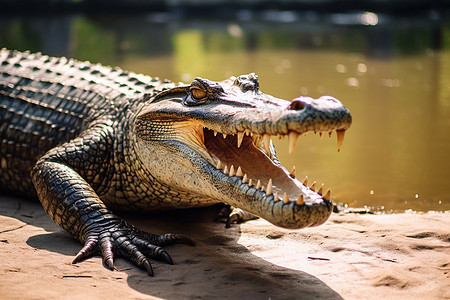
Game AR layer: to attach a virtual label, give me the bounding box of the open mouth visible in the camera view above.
[198,126,344,204]
[156,117,345,206]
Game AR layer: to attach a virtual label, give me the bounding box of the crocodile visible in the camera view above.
[0,49,352,276]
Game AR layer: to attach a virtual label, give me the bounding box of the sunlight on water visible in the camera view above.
[1,13,449,212]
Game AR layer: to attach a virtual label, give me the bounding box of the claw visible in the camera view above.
[225,214,240,228]
[159,250,174,265]
[156,233,195,246]
[72,238,97,264]
[100,238,115,270]
[105,257,115,271]
[143,260,154,276]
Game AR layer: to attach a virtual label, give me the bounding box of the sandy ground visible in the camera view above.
[0,195,449,300]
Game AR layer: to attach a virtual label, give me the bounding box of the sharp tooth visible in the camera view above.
[288,131,299,154]
[266,179,273,195]
[236,166,243,177]
[223,133,227,139]
[336,130,346,152]
[242,173,248,183]
[318,183,324,195]
[223,165,229,175]
[216,160,223,170]
[245,129,251,136]
[303,176,308,186]
[323,189,331,201]
[261,186,265,192]
[229,165,236,177]
[263,134,271,153]
[310,181,317,191]
[213,131,218,136]
[328,131,333,138]
[289,166,296,178]
[237,132,244,148]
[256,180,262,190]
[248,179,253,186]
[282,192,290,204]
[296,194,304,205]
[319,132,323,139]
[273,192,279,202]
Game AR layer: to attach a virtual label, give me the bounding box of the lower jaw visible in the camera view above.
[218,175,333,229]
[202,160,331,228]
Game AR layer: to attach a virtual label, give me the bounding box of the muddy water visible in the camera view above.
[1,12,449,211]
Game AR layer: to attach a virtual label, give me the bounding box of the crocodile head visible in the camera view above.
[135,73,352,229]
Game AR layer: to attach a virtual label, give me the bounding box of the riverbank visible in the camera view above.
[0,195,449,299]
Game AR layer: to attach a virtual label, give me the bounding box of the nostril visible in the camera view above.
[320,96,339,103]
[289,99,305,111]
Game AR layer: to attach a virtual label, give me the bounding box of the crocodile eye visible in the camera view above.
[190,86,207,100]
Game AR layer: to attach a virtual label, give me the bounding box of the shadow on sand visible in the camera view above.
[1,195,342,299]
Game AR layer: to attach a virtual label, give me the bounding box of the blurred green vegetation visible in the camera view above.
[72,17,117,63]
[0,19,42,52]
[2,14,446,58]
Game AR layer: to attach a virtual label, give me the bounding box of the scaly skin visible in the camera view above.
[0,49,351,275]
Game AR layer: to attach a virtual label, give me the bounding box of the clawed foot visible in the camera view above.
[72,220,194,276]
[217,205,259,228]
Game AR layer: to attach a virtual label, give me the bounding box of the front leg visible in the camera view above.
[32,148,192,276]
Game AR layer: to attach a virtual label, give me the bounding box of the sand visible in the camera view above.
[0,194,449,300]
